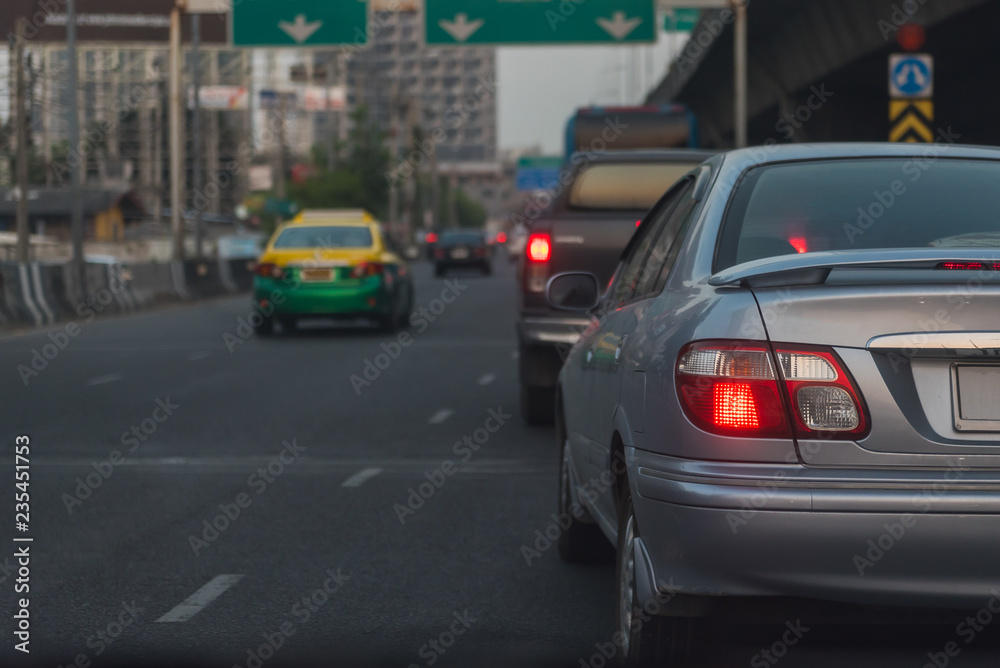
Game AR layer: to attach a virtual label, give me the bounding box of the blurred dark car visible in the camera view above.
[433,229,492,277]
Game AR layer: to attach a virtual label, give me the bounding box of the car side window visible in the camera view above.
[607,178,693,307]
[634,180,699,297]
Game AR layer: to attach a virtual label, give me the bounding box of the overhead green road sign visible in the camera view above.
[664,8,700,32]
[231,0,367,48]
[425,0,656,45]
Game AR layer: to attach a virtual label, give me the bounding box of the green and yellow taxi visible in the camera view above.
[252,209,414,335]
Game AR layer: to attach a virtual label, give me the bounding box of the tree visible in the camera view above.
[455,189,487,228]
[343,105,391,220]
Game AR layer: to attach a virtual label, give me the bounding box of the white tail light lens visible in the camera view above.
[795,386,859,431]
[678,349,774,379]
[776,352,837,381]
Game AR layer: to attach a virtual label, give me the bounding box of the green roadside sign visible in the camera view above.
[664,8,701,32]
[231,0,367,48]
[425,0,656,45]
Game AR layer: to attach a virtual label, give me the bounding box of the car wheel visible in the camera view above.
[253,313,275,337]
[482,262,492,276]
[434,264,445,278]
[557,437,613,563]
[617,488,695,667]
[381,296,401,333]
[278,316,296,333]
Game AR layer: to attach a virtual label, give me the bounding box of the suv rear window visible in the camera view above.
[273,226,374,249]
[440,232,484,245]
[568,163,697,210]
[718,158,1000,270]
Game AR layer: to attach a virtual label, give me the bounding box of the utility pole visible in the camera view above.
[274,92,287,225]
[169,2,185,260]
[733,0,748,148]
[67,0,84,294]
[326,50,337,172]
[14,19,29,264]
[191,13,204,257]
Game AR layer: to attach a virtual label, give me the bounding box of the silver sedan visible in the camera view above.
[548,143,1000,666]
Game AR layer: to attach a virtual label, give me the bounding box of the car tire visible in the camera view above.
[557,437,613,563]
[617,487,696,667]
[253,313,275,337]
[278,316,296,333]
[482,262,492,276]
[381,296,401,333]
[434,264,445,278]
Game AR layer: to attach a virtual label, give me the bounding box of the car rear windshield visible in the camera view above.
[568,162,697,210]
[717,158,1000,270]
[440,232,483,244]
[273,225,374,249]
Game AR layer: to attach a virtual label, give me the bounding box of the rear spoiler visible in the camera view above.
[709,249,1000,288]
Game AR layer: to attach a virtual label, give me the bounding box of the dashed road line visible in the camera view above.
[188,351,212,361]
[155,574,244,623]
[341,467,383,488]
[428,409,454,425]
[477,373,496,386]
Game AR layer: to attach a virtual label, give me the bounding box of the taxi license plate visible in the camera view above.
[301,269,334,282]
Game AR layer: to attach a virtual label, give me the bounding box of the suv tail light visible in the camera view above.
[350,262,384,279]
[527,234,551,263]
[676,341,869,440]
[255,263,284,279]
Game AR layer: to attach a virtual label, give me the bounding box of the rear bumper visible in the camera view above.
[631,448,1000,609]
[517,315,593,346]
[254,277,390,316]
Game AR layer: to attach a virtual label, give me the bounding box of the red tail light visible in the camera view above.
[426,233,438,244]
[527,234,551,263]
[788,236,809,254]
[434,249,445,259]
[937,261,1000,271]
[255,263,284,279]
[496,232,507,243]
[676,341,869,440]
[350,262,384,279]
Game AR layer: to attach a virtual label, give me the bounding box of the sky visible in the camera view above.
[496,29,688,155]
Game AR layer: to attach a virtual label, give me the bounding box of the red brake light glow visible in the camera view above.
[350,262,384,278]
[713,383,760,429]
[527,234,551,263]
[788,237,809,254]
[496,232,507,243]
[937,261,999,271]
[426,233,438,243]
[254,263,284,279]
[636,220,642,228]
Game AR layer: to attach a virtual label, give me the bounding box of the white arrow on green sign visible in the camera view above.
[231,0,367,47]
[426,0,656,45]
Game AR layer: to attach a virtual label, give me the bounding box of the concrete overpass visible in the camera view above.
[648,0,998,147]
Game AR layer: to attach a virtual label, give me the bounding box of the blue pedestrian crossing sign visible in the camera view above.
[889,54,933,98]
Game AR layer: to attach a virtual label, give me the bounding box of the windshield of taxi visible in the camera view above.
[272,226,374,250]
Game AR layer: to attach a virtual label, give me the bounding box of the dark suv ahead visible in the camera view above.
[516,149,716,424]
[433,229,492,277]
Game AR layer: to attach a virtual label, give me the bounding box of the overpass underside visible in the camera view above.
[648,0,998,148]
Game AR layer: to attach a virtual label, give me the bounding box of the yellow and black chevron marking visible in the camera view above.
[889,100,934,143]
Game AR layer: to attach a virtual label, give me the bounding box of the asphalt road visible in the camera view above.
[2,259,1000,668]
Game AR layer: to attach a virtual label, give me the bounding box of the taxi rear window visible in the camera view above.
[273,226,374,249]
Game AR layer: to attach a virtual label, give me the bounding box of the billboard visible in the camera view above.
[2,0,229,43]
[188,86,249,110]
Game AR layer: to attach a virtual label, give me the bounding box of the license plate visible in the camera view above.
[301,269,334,282]
[954,365,1000,431]
[451,248,469,259]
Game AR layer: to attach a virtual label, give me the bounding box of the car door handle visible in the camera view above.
[614,335,628,364]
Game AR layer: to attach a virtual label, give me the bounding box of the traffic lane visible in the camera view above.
[0,262,519,459]
[5,460,614,667]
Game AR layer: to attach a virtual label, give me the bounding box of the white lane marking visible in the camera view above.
[341,467,383,488]
[428,409,454,425]
[155,574,244,623]
[477,373,496,386]
[86,373,124,386]
[188,351,211,361]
